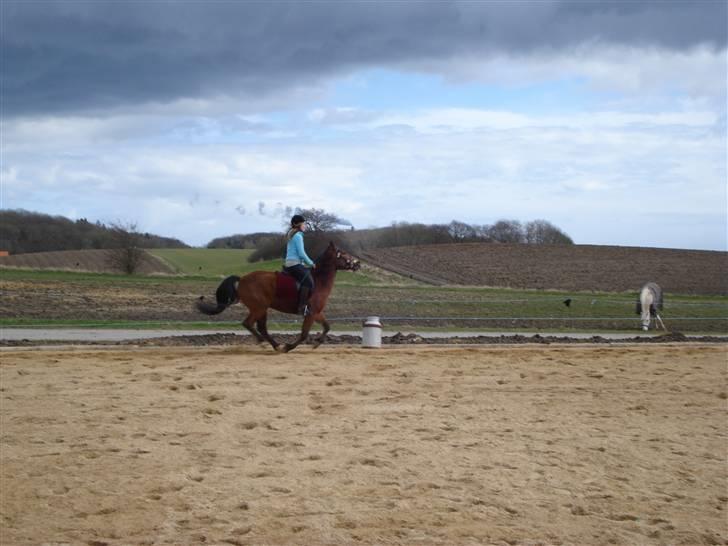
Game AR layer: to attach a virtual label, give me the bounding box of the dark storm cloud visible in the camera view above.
[2,0,725,117]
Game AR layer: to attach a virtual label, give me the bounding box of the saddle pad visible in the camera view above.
[275,272,299,304]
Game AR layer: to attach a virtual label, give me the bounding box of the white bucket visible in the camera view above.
[362,316,382,348]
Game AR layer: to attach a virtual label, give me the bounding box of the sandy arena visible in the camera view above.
[1,344,726,546]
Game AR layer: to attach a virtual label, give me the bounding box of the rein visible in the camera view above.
[313,247,337,276]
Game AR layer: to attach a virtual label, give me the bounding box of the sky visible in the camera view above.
[1,1,726,250]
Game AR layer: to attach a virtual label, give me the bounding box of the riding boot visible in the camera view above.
[297,286,312,316]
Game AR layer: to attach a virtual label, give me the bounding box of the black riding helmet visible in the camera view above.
[290,214,306,227]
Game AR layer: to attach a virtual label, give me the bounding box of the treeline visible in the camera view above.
[350,219,573,248]
[0,210,188,254]
[241,218,574,263]
[206,232,277,249]
[1,208,572,259]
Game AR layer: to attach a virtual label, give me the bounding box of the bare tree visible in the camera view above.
[524,220,574,245]
[447,220,477,242]
[376,222,452,247]
[107,221,145,274]
[294,207,352,232]
[487,219,525,243]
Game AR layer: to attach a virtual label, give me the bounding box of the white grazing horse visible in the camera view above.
[636,282,666,331]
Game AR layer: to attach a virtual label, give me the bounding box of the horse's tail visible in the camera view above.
[196,275,240,315]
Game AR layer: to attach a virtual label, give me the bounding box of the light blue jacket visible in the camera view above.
[285,231,314,267]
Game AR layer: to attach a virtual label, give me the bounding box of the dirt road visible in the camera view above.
[1,344,726,545]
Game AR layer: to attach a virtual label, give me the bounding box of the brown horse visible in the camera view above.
[196,242,360,352]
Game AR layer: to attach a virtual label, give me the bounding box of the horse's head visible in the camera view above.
[336,249,360,271]
[329,242,360,271]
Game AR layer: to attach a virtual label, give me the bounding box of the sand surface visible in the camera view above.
[1,344,726,545]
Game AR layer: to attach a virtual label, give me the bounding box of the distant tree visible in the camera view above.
[472,224,493,241]
[248,235,286,263]
[247,230,351,263]
[294,207,352,232]
[375,222,453,247]
[232,213,573,261]
[488,219,525,243]
[447,220,478,242]
[207,232,278,249]
[247,207,351,262]
[0,210,187,253]
[303,230,351,258]
[106,221,145,274]
[524,220,574,245]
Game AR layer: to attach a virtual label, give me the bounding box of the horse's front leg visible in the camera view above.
[312,314,330,349]
[279,315,315,353]
[641,308,652,331]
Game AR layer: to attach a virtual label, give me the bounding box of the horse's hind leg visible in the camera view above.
[312,315,330,349]
[242,313,265,343]
[255,314,280,351]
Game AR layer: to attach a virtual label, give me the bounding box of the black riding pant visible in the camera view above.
[284,264,314,290]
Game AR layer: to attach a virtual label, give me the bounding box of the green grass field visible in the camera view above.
[147,248,405,286]
[149,248,282,277]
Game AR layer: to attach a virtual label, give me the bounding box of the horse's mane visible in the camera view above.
[314,243,337,272]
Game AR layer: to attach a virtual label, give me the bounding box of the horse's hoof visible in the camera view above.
[312,341,321,349]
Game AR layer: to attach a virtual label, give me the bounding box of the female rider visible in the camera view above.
[283,214,315,315]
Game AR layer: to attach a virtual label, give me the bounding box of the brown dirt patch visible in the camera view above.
[0,277,207,322]
[1,345,725,545]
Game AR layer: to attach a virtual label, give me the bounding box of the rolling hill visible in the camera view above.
[0,249,175,275]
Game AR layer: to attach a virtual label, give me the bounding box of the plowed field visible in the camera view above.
[363,244,728,294]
